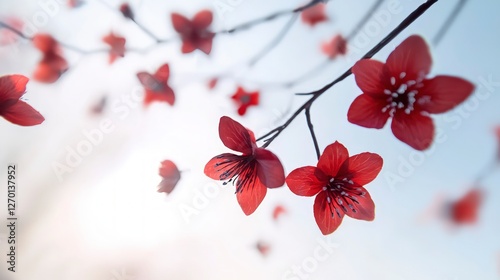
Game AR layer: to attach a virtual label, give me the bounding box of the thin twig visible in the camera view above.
[433,0,467,46]
[260,0,439,148]
[305,106,321,159]
[346,0,384,40]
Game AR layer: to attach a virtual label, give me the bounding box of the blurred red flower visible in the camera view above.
[321,34,347,59]
[137,64,175,106]
[158,160,181,194]
[120,3,134,20]
[286,141,382,235]
[204,116,285,215]
[0,75,44,126]
[231,87,259,116]
[32,34,68,83]
[272,204,287,221]
[256,241,271,256]
[301,3,328,27]
[171,10,215,55]
[348,35,475,150]
[102,32,126,64]
[448,188,483,225]
[207,78,218,90]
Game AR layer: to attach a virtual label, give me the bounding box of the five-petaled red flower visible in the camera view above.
[32,34,68,83]
[204,116,285,215]
[137,63,175,106]
[448,188,483,225]
[286,141,382,235]
[0,75,44,126]
[102,32,126,64]
[231,87,259,116]
[158,160,181,194]
[321,34,347,59]
[301,2,328,27]
[171,10,215,55]
[348,35,475,150]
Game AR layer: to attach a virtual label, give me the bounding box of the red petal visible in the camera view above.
[236,178,267,215]
[0,75,28,101]
[192,10,213,29]
[137,72,162,91]
[301,4,328,27]
[32,34,58,53]
[317,141,349,177]
[171,13,191,33]
[1,100,44,126]
[181,41,197,54]
[451,188,482,225]
[272,205,286,220]
[204,153,238,181]
[347,94,390,129]
[154,64,170,81]
[386,35,432,82]
[33,63,61,83]
[337,153,383,185]
[197,37,213,55]
[157,160,180,194]
[255,148,285,188]
[352,59,387,96]
[418,76,475,114]
[314,191,344,235]
[218,116,254,154]
[342,186,375,221]
[286,166,327,196]
[143,87,175,106]
[391,110,435,150]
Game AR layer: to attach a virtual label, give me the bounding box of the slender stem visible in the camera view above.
[260,0,439,148]
[0,21,32,40]
[346,0,384,40]
[132,19,162,42]
[249,14,299,67]
[432,0,467,46]
[473,157,498,185]
[305,106,321,159]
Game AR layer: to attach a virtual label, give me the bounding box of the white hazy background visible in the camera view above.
[1,0,500,279]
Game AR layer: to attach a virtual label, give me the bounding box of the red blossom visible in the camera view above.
[0,75,44,126]
[158,160,181,194]
[231,87,259,116]
[137,64,175,106]
[207,78,218,90]
[89,96,107,116]
[321,34,347,59]
[286,141,382,235]
[301,3,328,27]
[256,241,270,256]
[102,32,126,64]
[348,35,475,150]
[120,3,134,20]
[171,10,215,55]
[204,116,285,215]
[68,0,85,8]
[448,188,483,225]
[32,34,68,83]
[272,204,287,221]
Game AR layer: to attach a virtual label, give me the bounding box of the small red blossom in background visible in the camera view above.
[89,96,107,116]
[68,0,85,8]
[102,32,126,64]
[255,241,271,257]
[0,75,44,126]
[0,17,23,45]
[447,188,483,226]
[32,34,68,83]
[286,141,382,235]
[231,87,259,116]
[119,3,134,20]
[157,160,181,194]
[204,116,285,215]
[207,78,218,90]
[321,34,347,60]
[137,64,175,106]
[301,3,328,27]
[171,10,215,55]
[272,204,287,221]
[348,35,475,150]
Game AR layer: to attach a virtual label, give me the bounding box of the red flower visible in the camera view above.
[137,64,175,106]
[119,3,134,20]
[286,141,382,235]
[256,241,271,256]
[321,34,347,59]
[0,75,44,126]
[171,10,215,55]
[32,34,68,83]
[158,160,181,194]
[348,35,475,150]
[448,188,483,225]
[301,3,328,27]
[204,116,285,215]
[272,204,287,221]
[231,87,259,116]
[89,96,107,116]
[207,78,218,90]
[102,32,126,64]
[68,0,85,8]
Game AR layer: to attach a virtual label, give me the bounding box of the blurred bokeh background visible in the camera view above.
[1,0,500,279]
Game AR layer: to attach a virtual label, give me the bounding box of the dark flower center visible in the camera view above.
[213,154,258,193]
[381,72,426,116]
[323,177,366,218]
